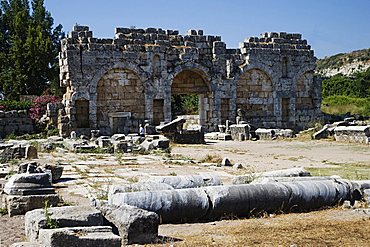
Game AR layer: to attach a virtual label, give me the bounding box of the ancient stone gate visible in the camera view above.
[58,25,321,136]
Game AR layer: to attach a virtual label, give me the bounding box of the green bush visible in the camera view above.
[0,100,32,111]
[322,95,370,116]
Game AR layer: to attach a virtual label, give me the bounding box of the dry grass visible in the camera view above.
[200,154,223,163]
[154,209,370,246]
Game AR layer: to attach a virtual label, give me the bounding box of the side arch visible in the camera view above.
[236,68,275,126]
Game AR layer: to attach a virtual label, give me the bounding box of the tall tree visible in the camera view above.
[0,0,64,100]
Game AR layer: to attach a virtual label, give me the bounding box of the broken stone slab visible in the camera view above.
[108,181,174,197]
[312,126,329,140]
[4,173,55,196]
[139,139,155,151]
[109,188,210,223]
[156,117,186,133]
[10,242,43,247]
[25,206,104,241]
[18,162,41,174]
[38,226,121,247]
[111,134,126,142]
[25,145,38,159]
[100,204,159,245]
[42,164,64,182]
[113,141,128,153]
[230,124,250,141]
[96,136,112,148]
[146,174,222,189]
[5,194,59,216]
[221,157,232,166]
[334,126,370,144]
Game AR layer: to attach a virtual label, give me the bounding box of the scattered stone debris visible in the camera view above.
[100,204,159,245]
[334,126,370,144]
[0,144,38,163]
[156,117,205,144]
[3,172,59,216]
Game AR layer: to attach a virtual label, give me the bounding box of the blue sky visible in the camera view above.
[44,0,370,58]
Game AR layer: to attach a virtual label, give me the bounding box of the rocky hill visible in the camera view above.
[316,48,370,77]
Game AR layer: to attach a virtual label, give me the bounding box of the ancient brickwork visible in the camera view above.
[0,110,34,138]
[59,26,321,136]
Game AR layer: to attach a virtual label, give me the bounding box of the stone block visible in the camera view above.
[5,194,59,216]
[4,173,54,196]
[230,124,250,141]
[38,226,121,247]
[113,141,128,153]
[42,164,64,182]
[10,242,43,247]
[25,206,104,241]
[25,145,38,159]
[100,204,159,244]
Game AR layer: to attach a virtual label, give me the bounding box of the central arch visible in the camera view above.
[96,68,145,135]
[171,69,211,127]
[236,68,275,127]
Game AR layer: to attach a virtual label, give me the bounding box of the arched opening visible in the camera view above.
[96,68,144,135]
[171,69,210,127]
[236,69,274,127]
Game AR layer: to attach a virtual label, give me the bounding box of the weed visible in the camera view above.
[115,152,123,165]
[127,176,139,183]
[169,172,177,176]
[44,201,58,229]
[200,154,222,163]
[0,207,8,216]
[72,165,89,178]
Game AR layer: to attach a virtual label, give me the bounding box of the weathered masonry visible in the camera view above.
[58,25,321,136]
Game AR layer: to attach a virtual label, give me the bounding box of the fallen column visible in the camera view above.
[109,188,210,223]
[233,167,311,184]
[145,174,222,189]
[109,179,359,223]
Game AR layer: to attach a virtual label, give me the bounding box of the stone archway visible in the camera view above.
[171,69,210,126]
[236,69,275,127]
[96,68,145,135]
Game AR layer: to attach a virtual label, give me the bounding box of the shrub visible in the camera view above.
[29,95,59,121]
[0,100,32,111]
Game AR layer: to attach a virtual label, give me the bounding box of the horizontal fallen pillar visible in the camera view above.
[109,179,360,224]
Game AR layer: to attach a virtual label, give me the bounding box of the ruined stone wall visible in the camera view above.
[59,26,321,136]
[0,110,34,138]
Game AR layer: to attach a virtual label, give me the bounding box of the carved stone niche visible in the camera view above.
[108,112,132,135]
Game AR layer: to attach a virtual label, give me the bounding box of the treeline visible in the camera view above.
[321,68,370,116]
[0,0,64,100]
[322,68,370,98]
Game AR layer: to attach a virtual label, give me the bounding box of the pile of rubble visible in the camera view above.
[312,118,370,144]
[1,162,63,216]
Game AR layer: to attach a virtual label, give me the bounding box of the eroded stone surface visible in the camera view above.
[59,27,321,137]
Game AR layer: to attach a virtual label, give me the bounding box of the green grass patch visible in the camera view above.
[321,95,370,116]
[307,162,370,180]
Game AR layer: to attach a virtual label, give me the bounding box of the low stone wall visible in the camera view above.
[334,126,370,144]
[0,110,34,138]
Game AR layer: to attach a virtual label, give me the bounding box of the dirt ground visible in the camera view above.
[1,138,369,246]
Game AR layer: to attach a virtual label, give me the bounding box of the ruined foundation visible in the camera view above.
[58,26,321,137]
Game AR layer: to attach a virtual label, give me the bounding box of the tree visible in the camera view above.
[0,0,64,100]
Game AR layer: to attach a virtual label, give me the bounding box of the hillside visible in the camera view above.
[317,48,370,77]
